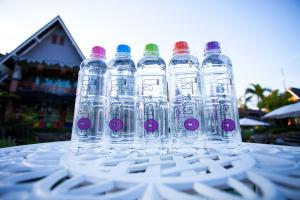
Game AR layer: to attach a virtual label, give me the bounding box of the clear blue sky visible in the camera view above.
[0,0,299,104]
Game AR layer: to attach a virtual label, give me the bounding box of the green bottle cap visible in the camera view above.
[144,43,159,56]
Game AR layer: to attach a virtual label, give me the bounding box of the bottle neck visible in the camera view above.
[116,52,131,58]
[144,52,159,57]
[204,49,221,56]
[173,50,190,56]
[90,55,105,60]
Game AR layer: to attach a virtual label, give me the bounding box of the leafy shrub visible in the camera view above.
[269,127,300,134]
[241,129,253,142]
[0,136,16,148]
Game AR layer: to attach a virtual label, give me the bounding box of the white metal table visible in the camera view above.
[0,142,299,200]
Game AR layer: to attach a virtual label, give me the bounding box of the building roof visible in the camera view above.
[0,53,5,62]
[0,16,85,68]
[288,87,300,100]
[239,108,266,119]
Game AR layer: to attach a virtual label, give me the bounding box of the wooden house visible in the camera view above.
[0,16,84,129]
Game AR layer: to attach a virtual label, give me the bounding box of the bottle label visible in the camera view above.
[182,95,193,114]
[143,79,159,91]
[184,118,199,131]
[180,77,196,89]
[77,118,91,130]
[80,78,89,96]
[215,80,236,133]
[144,119,158,132]
[174,95,200,131]
[143,97,159,132]
[75,73,91,131]
[109,118,123,131]
[111,75,135,96]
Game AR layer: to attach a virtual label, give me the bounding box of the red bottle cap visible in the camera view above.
[173,41,190,54]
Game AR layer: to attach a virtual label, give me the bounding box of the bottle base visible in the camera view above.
[206,141,242,155]
[71,139,107,153]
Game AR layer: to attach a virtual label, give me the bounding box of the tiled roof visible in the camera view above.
[288,87,300,99]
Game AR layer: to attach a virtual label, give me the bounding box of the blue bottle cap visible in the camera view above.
[116,44,131,53]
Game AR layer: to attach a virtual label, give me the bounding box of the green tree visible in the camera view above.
[259,90,292,112]
[245,83,271,110]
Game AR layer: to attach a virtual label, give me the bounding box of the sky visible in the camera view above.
[0,0,300,106]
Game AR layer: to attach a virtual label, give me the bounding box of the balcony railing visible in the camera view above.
[18,81,76,95]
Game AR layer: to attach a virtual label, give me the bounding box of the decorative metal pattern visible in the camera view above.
[0,142,299,199]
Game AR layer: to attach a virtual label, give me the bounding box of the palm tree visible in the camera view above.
[259,90,292,112]
[245,83,271,110]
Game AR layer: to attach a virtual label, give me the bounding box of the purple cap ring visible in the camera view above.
[184,118,199,131]
[221,119,236,132]
[77,118,91,130]
[109,118,123,131]
[144,119,158,132]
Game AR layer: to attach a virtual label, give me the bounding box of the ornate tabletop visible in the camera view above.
[0,142,299,200]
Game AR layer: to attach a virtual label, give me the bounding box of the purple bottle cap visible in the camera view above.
[91,46,106,58]
[205,41,221,52]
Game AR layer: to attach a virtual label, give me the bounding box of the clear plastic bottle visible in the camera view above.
[201,41,241,150]
[71,46,107,150]
[168,41,203,148]
[107,44,137,146]
[136,43,169,150]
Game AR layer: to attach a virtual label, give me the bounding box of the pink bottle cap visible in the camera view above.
[91,46,106,58]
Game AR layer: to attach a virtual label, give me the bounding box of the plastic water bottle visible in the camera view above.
[107,44,137,146]
[200,41,241,150]
[168,41,203,148]
[71,46,107,150]
[136,43,169,150]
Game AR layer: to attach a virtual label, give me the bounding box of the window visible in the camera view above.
[52,34,65,45]
[59,36,65,45]
[51,34,58,44]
